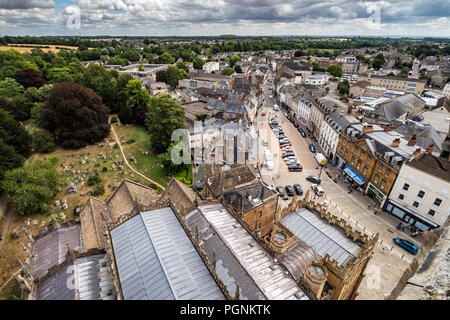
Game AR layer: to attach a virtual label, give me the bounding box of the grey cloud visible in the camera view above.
[0,0,55,10]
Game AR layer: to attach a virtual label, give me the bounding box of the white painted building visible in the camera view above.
[202,61,220,73]
[385,153,450,231]
[304,73,329,87]
[295,96,313,127]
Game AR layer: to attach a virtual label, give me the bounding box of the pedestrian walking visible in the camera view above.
[396,222,402,231]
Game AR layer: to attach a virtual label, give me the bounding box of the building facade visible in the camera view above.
[385,154,450,231]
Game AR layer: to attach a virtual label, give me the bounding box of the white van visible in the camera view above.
[314,153,327,166]
[273,104,279,111]
[267,161,274,171]
[264,149,272,162]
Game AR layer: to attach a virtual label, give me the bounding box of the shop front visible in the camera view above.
[343,165,365,188]
[384,199,439,232]
[336,156,346,170]
[366,182,386,206]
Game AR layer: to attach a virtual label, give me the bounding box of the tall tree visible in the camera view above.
[193,57,205,70]
[145,94,185,154]
[1,158,59,214]
[165,65,188,88]
[125,80,151,125]
[0,108,32,181]
[42,82,110,149]
[13,68,46,89]
[158,52,175,64]
[327,64,343,77]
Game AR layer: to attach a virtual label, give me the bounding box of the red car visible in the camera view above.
[262,112,266,116]
[280,143,291,148]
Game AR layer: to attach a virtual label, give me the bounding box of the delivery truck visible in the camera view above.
[314,153,327,166]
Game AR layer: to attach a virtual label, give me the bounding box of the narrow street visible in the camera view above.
[254,74,423,299]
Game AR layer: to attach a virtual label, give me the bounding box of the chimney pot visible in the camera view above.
[408,134,417,146]
[426,144,434,154]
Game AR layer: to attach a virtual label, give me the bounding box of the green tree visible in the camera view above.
[229,54,241,68]
[30,128,56,153]
[222,67,235,75]
[327,64,343,77]
[1,158,59,215]
[234,64,243,73]
[372,53,386,70]
[193,57,205,70]
[337,79,350,95]
[158,52,175,64]
[125,80,151,125]
[165,65,188,88]
[145,94,185,154]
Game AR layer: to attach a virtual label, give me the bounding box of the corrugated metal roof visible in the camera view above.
[280,208,361,266]
[36,253,115,300]
[197,204,309,300]
[31,225,82,279]
[110,207,224,300]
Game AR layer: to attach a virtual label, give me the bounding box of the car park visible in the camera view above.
[311,184,324,196]
[276,186,285,197]
[285,185,295,197]
[288,165,302,172]
[393,238,418,255]
[306,176,321,184]
[293,184,303,195]
[309,144,316,153]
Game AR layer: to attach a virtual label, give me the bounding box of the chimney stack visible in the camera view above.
[347,105,352,114]
[384,125,393,132]
[374,117,379,124]
[426,144,434,154]
[408,134,417,146]
[413,148,422,158]
[392,138,401,147]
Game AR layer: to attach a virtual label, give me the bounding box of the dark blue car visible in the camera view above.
[393,237,418,255]
[309,144,316,153]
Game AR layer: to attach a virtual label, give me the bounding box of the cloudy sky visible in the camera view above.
[0,0,449,37]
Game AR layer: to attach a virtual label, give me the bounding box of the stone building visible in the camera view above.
[336,123,427,206]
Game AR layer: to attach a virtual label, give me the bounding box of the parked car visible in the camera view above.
[267,160,274,171]
[293,184,303,195]
[282,152,296,158]
[284,156,297,162]
[276,186,285,197]
[278,135,287,140]
[300,131,306,138]
[279,138,291,143]
[288,165,303,172]
[286,159,300,165]
[280,143,291,148]
[282,148,294,153]
[306,176,321,184]
[393,238,418,255]
[285,185,295,197]
[297,128,304,133]
[309,144,316,153]
[311,184,324,196]
[294,122,299,128]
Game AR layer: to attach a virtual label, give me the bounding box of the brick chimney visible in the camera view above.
[361,125,374,134]
[384,125,393,132]
[407,134,417,146]
[413,148,422,158]
[392,138,400,147]
[426,144,434,154]
[374,117,379,124]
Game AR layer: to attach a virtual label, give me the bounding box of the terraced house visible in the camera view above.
[336,124,429,207]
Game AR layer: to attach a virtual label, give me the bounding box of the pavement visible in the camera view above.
[254,79,423,299]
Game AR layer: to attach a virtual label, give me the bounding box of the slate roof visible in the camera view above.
[407,153,450,182]
[280,208,361,266]
[31,224,82,279]
[110,207,224,300]
[374,100,407,122]
[35,254,115,300]
[79,197,108,251]
[197,204,309,300]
